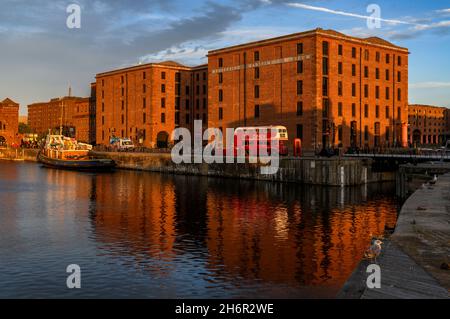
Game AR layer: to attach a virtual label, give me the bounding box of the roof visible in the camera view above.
[409,104,449,110]
[96,60,206,77]
[1,98,19,106]
[208,28,409,55]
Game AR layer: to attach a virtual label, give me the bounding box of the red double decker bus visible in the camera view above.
[225,126,289,157]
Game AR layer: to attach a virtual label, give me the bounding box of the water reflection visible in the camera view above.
[0,162,399,298]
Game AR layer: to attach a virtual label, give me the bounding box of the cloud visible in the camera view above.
[286,2,425,27]
[410,82,450,89]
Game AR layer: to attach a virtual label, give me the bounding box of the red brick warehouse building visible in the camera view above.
[0,98,20,146]
[28,96,94,143]
[95,61,208,148]
[207,28,409,152]
[408,104,449,146]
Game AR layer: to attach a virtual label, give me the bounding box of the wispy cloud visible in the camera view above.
[410,82,450,89]
[286,2,424,26]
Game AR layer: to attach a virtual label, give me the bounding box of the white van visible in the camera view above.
[110,138,135,151]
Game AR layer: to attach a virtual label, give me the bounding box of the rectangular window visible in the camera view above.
[364,66,369,78]
[161,98,166,108]
[297,80,303,95]
[297,61,303,74]
[397,107,401,119]
[376,105,380,118]
[218,107,223,120]
[297,43,303,55]
[322,57,329,75]
[296,124,303,139]
[376,86,380,99]
[186,99,190,110]
[364,104,369,118]
[254,51,260,61]
[219,89,223,102]
[254,105,260,118]
[143,113,146,124]
[297,101,303,116]
[364,50,369,61]
[143,84,146,93]
[386,70,390,81]
[255,67,260,79]
[398,56,402,66]
[364,84,369,98]
[352,47,356,58]
[352,83,356,97]
[376,52,380,62]
[365,126,369,141]
[338,44,343,56]
[352,64,356,76]
[322,41,329,56]
[352,103,356,117]
[161,72,166,80]
[386,54,390,64]
[218,58,223,68]
[338,102,343,117]
[386,106,390,119]
[338,62,343,75]
[219,73,223,84]
[186,114,190,125]
[175,112,180,125]
[161,84,166,93]
[386,87,390,100]
[397,88,401,101]
[186,86,190,95]
[196,99,200,110]
[322,78,328,96]
[196,85,200,95]
[323,98,329,118]
[143,97,146,109]
[397,71,401,82]
[338,81,343,96]
[376,68,380,79]
[338,125,343,142]
[160,113,165,124]
[254,85,260,98]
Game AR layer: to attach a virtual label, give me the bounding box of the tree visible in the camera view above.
[19,122,32,134]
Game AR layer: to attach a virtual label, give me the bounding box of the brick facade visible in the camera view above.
[207,28,409,152]
[95,61,208,148]
[28,96,92,142]
[408,104,449,145]
[0,98,19,146]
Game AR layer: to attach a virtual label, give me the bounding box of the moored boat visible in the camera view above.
[38,135,115,171]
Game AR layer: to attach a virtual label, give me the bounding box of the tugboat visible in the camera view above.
[38,135,116,171]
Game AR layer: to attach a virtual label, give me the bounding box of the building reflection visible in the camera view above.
[87,171,398,291]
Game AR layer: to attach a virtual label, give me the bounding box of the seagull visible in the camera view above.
[429,175,438,185]
[364,239,383,264]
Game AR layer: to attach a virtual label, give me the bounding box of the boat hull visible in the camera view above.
[38,152,116,171]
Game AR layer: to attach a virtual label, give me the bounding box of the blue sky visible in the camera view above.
[0,0,449,115]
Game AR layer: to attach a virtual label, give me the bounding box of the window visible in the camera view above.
[376,105,380,118]
[101,116,105,125]
[175,73,181,82]
[322,57,329,75]
[352,47,356,58]
[338,44,343,56]
[186,86,190,95]
[386,70,390,81]
[185,99,190,110]
[338,125,343,142]
[398,56,402,66]
[364,84,369,98]
[323,99,329,118]
[121,88,124,96]
[161,72,166,80]
[297,80,303,95]
[352,64,356,76]
[254,105,260,118]
[364,66,369,78]
[161,113,165,124]
[397,88,401,101]
[143,97,146,109]
[161,98,166,108]
[376,52,380,62]
[161,84,166,93]
[376,68,380,79]
[397,107,402,119]
[338,62,343,75]
[364,50,369,61]
[203,98,207,109]
[296,124,303,139]
[376,86,380,99]
[385,87,390,100]
[121,100,124,110]
[143,84,146,93]
[254,85,260,98]
[297,60,303,74]
[386,54,390,64]
[196,85,200,95]
[397,71,401,82]
[255,67,260,79]
[322,41,329,55]
[364,125,369,141]
[386,106,390,119]
[175,113,180,125]
[143,113,146,124]
[364,104,369,118]
[101,103,104,112]
[121,114,124,124]
[322,78,328,96]
[196,99,200,110]
[196,73,200,82]
[219,72,223,84]
[352,83,356,97]
[386,128,390,141]
[338,102,343,117]
[218,107,223,120]
[218,58,223,68]
[203,85,207,94]
[121,76,124,84]
[219,89,223,102]
[352,103,356,117]
[338,81,343,96]
[186,114,190,125]
[297,43,303,55]
[297,101,303,116]
[254,51,260,61]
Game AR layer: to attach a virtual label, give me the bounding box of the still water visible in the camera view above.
[0,162,399,299]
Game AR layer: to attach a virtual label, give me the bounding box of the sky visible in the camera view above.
[1,0,450,115]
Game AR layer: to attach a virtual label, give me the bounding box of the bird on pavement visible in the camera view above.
[364,239,383,264]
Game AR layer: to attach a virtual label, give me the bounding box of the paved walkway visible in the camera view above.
[339,174,450,299]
